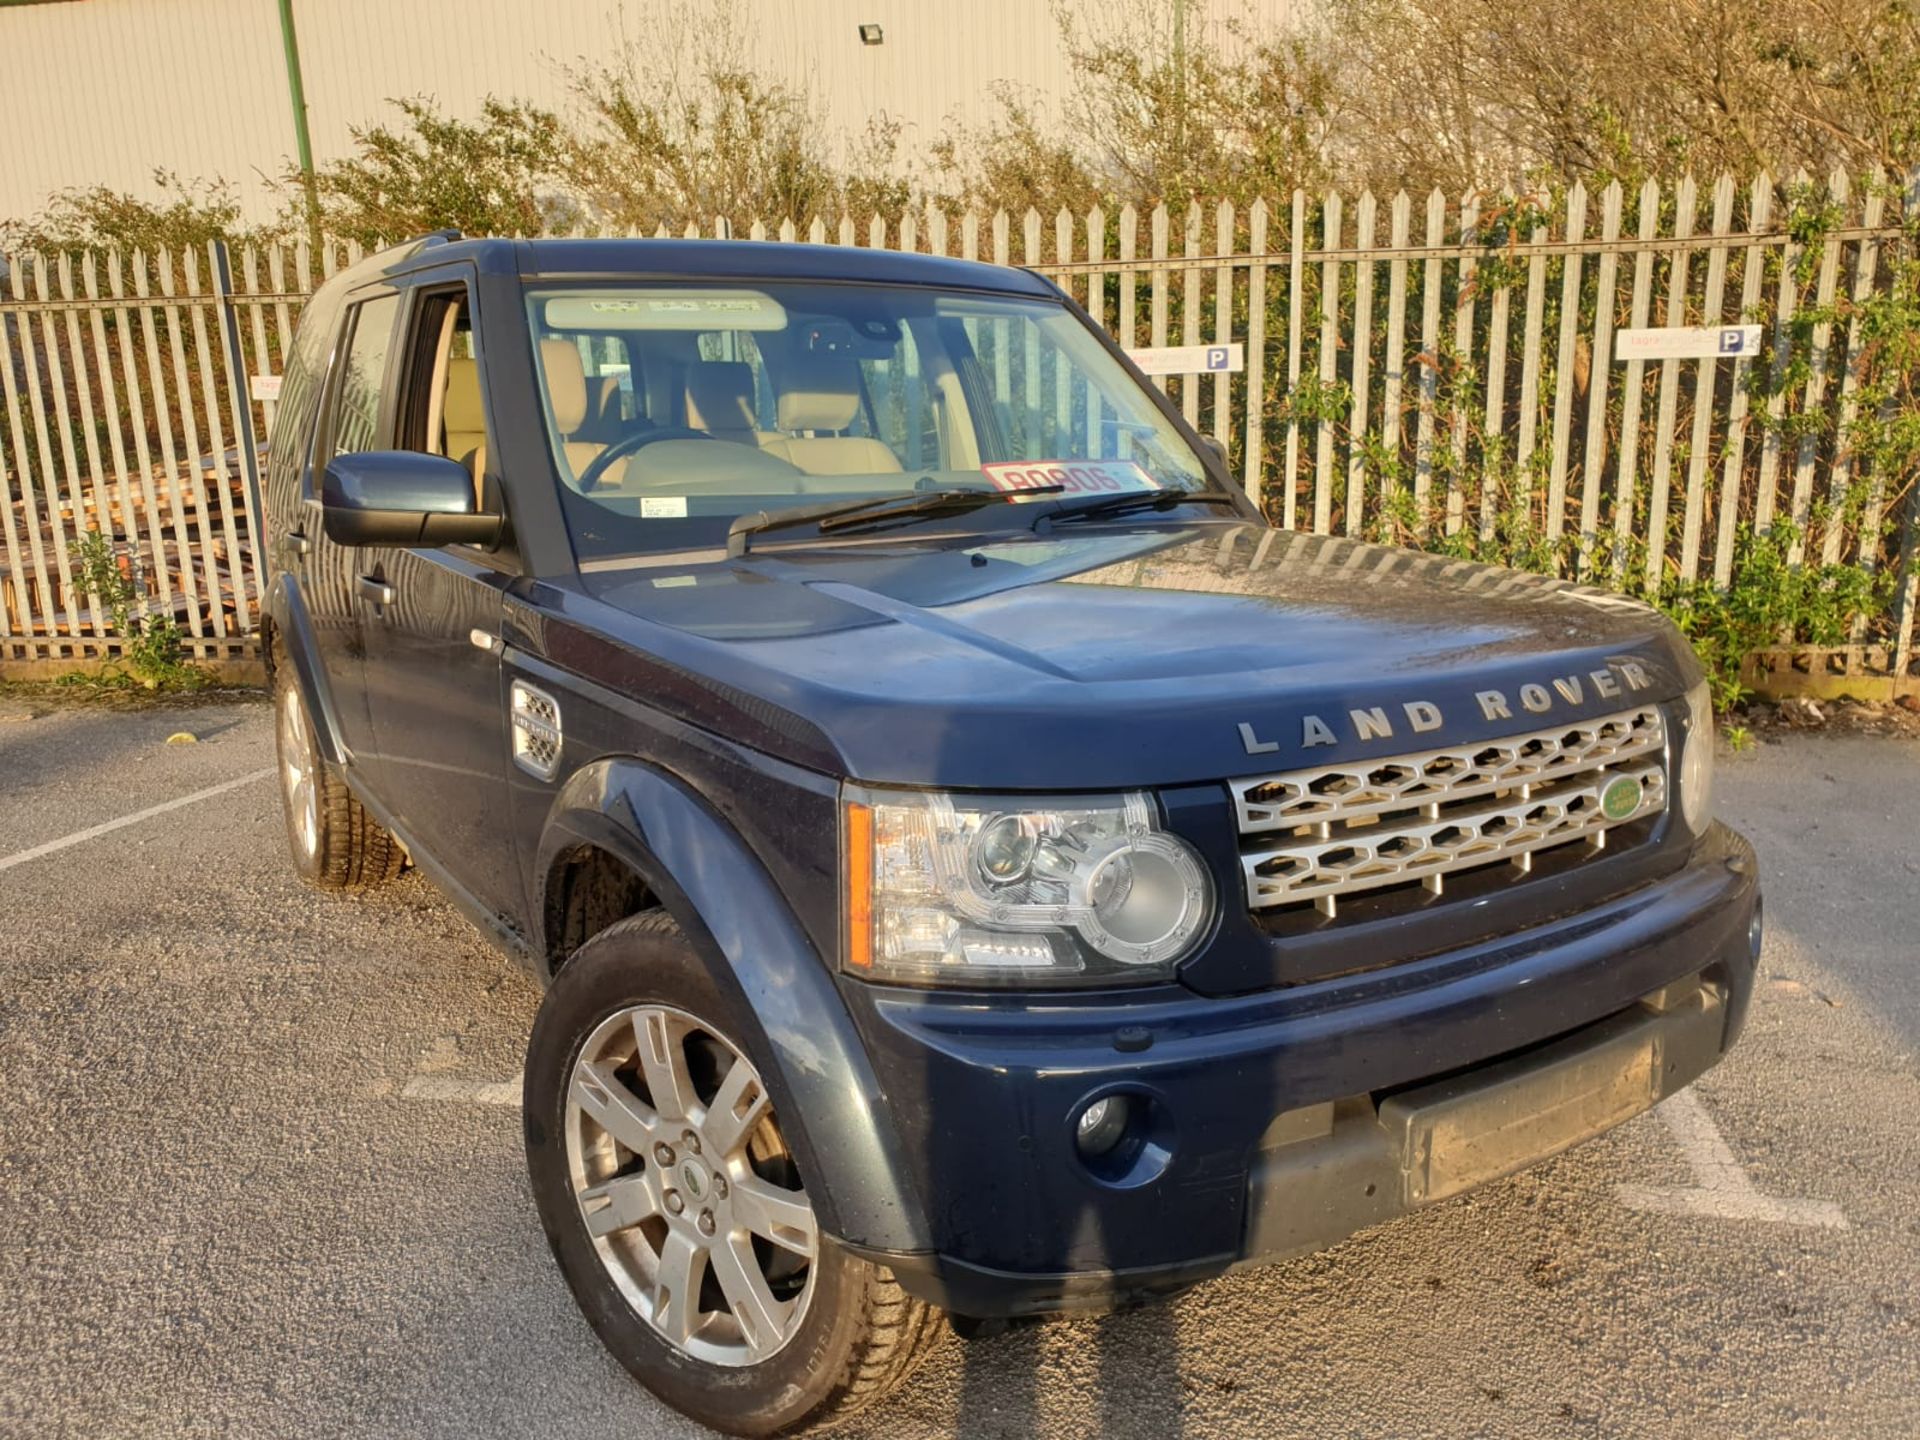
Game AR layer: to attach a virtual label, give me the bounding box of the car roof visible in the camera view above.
[349,234,1061,299]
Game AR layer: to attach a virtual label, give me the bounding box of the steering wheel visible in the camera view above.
[576,426,716,492]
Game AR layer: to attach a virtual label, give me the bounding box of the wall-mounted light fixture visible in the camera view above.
[858,22,884,45]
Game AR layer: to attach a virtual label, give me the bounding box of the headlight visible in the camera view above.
[843,788,1214,986]
[1677,679,1715,833]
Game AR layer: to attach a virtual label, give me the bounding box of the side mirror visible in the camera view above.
[1198,434,1228,467]
[320,451,503,547]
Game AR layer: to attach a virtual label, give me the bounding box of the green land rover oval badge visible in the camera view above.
[1600,774,1644,821]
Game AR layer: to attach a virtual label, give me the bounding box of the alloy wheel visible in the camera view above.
[564,1003,819,1367]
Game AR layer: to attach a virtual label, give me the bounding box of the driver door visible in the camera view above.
[355,273,524,925]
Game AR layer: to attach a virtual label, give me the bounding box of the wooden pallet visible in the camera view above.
[1741,645,1920,703]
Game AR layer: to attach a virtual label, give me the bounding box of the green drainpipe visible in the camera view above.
[277,0,321,247]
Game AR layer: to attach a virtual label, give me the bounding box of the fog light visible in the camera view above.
[1075,1096,1128,1157]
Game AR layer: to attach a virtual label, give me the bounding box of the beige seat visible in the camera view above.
[540,337,627,489]
[442,356,488,505]
[575,373,627,445]
[760,350,902,476]
[684,361,773,447]
[546,340,806,498]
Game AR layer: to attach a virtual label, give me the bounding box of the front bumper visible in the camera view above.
[838,824,1760,1317]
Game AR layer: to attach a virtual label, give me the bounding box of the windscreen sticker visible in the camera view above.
[543,291,787,331]
[640,496,688,518]
[639,299,766,315]
[980,459,1159,501]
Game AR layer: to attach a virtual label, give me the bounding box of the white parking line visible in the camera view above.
[1616,1088,1848,1228]
[400,1072,523,1106]
[0,769,274,874]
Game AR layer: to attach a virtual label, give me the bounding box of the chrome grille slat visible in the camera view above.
[1233,706,1665,834]
[1232,705,1667,915]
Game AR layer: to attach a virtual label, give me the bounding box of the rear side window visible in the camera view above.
[266,285,344,480]
[328,294,401,457]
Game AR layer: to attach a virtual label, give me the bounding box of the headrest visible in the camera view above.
[684,361,758,433]
[540,337,588,435]
[443,357,484,433]
[775,348,862,433]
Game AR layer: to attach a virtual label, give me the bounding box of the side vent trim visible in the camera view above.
[510,679,563,781]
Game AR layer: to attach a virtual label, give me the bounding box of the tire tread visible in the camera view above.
[315,765,406,888]
[785,1257,947,1433]
[272,659,405,891]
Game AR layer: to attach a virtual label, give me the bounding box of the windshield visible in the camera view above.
[523,281,1221,560]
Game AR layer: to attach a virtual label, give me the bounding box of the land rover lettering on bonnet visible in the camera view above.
[261,232,1759,1437]
[1236,657,1658,755]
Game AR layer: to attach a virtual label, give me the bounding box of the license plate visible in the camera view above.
[1383,1018,1662,1205]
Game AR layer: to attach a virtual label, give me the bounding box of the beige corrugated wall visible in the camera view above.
[0,0,1295,227]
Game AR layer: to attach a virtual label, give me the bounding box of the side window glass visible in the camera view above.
[328,294,400,458]
[269,287,342,479]
[403,295,485,465]
[391,287,511,534]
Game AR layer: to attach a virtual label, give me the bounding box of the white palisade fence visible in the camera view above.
[3,171,1916,688]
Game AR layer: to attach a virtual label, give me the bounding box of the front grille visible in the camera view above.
[1230,706,1666,918]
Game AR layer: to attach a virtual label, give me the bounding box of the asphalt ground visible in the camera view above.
[1,694,1916,1439]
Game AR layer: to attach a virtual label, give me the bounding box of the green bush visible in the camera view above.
[65,530,203,691]
[302,98,581,247]
[1661,523,1890,711]
[0,170,274,253]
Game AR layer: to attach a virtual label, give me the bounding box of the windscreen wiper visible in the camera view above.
[728,484,1064,555]
[1037,488,1243,526]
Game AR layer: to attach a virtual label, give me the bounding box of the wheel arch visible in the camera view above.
[541,840,661,978]
[533,756,933,1254]
[264,573,350,766]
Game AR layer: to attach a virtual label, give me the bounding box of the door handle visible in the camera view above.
[356,574,394,606]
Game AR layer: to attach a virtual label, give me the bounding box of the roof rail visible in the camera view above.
[418,228,463,246]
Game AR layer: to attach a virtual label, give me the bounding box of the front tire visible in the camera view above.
[523,912,945,1436]
[271,665,404,890]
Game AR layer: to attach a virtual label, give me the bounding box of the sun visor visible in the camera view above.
[541,291,787,331]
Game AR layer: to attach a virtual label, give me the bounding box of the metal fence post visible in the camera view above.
[1889,172,1920,679]
[211,240,265,637]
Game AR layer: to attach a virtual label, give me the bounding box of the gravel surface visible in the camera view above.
[1,700,1915,1438]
